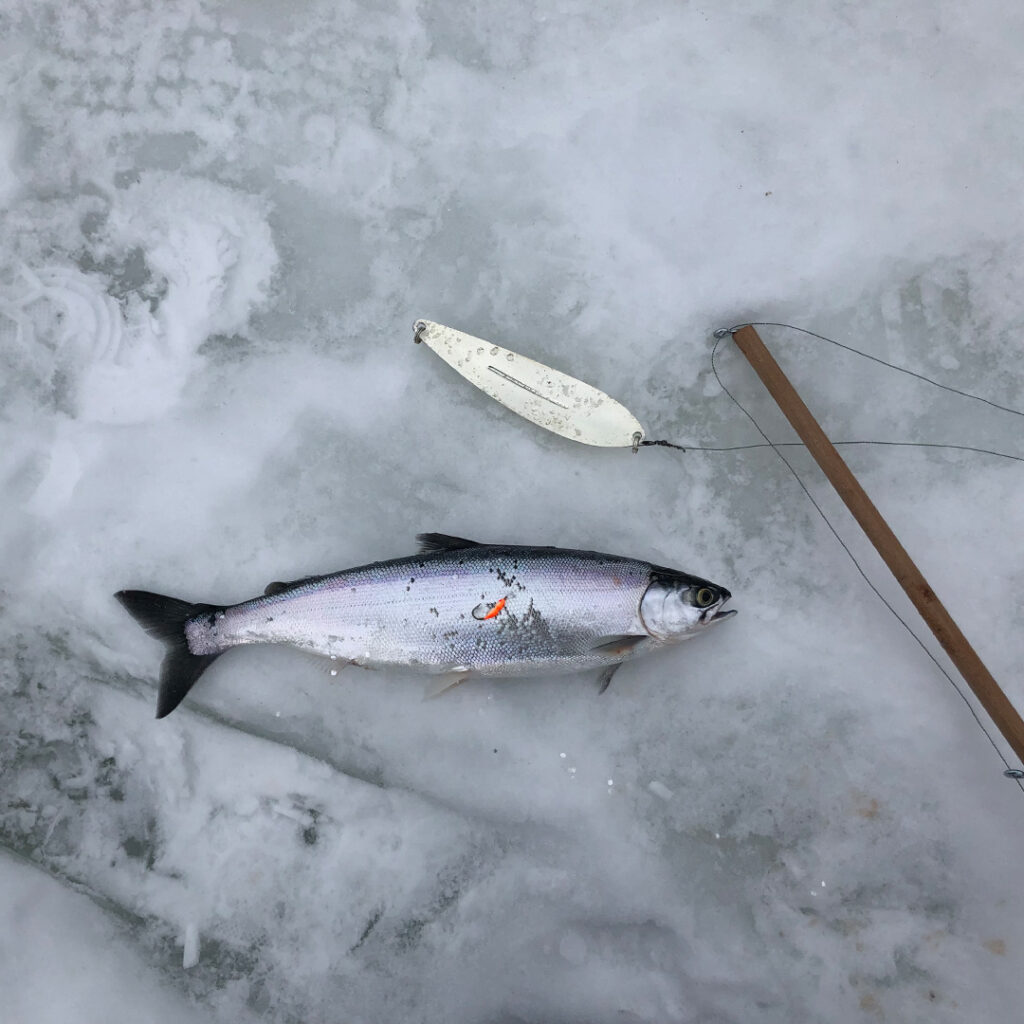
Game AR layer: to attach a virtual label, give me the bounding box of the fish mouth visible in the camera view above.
[711,606,737,623]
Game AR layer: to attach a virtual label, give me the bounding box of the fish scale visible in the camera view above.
[212,546,654,673]
[116,533,736,717]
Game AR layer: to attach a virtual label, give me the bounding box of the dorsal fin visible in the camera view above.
[264,574,324,597]
[416,532,484,554]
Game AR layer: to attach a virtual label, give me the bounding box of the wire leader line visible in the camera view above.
[642,437,1024,462]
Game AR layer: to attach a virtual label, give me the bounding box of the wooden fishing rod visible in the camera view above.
[728,324,1024,766]
[415,317,1024,772]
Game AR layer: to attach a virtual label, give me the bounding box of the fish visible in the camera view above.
[115,532,737,718]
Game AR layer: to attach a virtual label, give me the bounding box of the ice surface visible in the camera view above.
[2,1,1023,1022]
[0,851,207,1024]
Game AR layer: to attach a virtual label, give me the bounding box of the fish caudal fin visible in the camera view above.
[114,590,221,719]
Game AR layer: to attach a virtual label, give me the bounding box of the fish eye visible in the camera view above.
[694,587,716,608]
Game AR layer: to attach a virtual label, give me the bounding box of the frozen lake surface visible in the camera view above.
[1,1,1023,1021]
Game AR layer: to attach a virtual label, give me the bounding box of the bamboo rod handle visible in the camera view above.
[730,324,1024,765]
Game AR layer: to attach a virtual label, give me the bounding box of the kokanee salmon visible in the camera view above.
[116,533,736,718]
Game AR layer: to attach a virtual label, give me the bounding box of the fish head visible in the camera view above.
[639,568,736,641]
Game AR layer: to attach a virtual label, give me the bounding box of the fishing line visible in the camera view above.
[730,321,1024,419]
[676,322,1023,790]
[641,323,1023,461]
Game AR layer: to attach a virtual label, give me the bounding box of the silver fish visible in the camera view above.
[116,533,736,718]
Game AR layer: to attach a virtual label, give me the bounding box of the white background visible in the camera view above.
[1,1,1022,1021]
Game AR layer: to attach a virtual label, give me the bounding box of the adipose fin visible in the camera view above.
[264,574,326,596]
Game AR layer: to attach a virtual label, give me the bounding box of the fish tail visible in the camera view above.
[114,590,223,719]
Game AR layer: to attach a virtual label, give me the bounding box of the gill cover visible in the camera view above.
[639,570,734,640]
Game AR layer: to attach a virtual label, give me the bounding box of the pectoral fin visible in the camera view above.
[597,663,621,695]
[590,635,649,657]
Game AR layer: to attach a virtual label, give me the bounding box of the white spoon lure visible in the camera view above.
[414,319,645,449]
